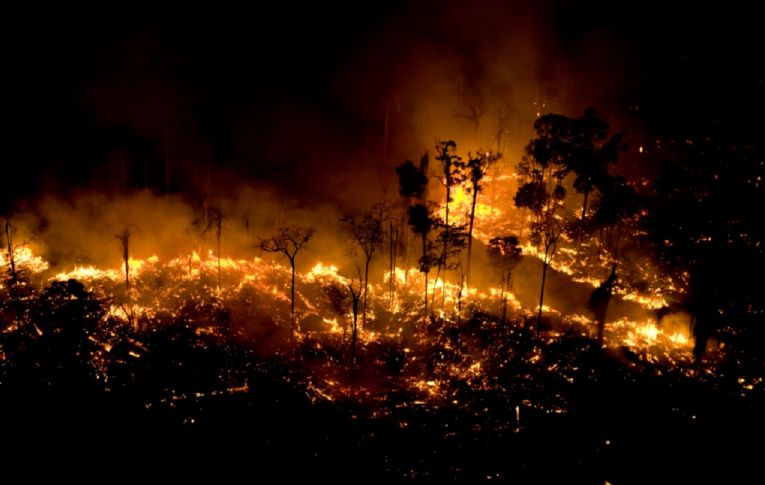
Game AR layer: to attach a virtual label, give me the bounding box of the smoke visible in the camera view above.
[5,1,643,211]
[3,1,659,323]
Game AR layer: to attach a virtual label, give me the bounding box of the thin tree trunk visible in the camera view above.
[439,183,451,297]
[362,257,370,329]
[389,221,396,309]
[422,234,429,318]
[597,313,605,348]
[466,185,479,286]
[351,297,359,368]
[123,235,130,292]
[536,251,550,337]
[216,217,222,292]
[5,221,16,282]
[431,263,441,311]
[577,190,590,249]
[290,259,296,337]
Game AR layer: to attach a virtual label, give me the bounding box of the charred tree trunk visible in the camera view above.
[421,234,429,318]
[119,229,130,292]
[536,249,551,337]
[577,190,590,249]
[350,289,360,368]
[362,257,370,329]
[389,221,397,309]
[466,185,479,286]
[289,258,296,337]
[216,216,222,292]
[4,220,17,283]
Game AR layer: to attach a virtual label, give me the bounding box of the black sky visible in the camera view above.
[3,1,763,211]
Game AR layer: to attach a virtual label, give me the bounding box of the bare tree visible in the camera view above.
[532,201,564,336]
[4,219,18,284]
[258,226,315,337]
[116,227,132,292]
[589,264,617,347]
[340,202,389,330]
[456,91,485,148]
[347,267,363,369]
[487,235,522,323]
[387,219,399,310]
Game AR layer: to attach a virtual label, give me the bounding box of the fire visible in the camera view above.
[305,262,344,283]
[0,246,49,273]
[4,234,696,375]
[56,265,121,282]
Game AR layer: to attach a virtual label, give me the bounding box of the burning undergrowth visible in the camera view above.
[1,238,763,480]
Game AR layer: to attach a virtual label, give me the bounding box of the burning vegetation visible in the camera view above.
[2,112,764,479]
[2,2,764,481]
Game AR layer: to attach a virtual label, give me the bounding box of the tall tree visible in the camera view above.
[258,226,315,338]
[516,114,571,335]
[115,227,132,293]
[407,203,437,319]
[432,219,468,310]
[434,141,465,300]
[346,267,363,369]
[589,264,617,347]
[526,109,624,247]
[591,175,640,264]
[464,151,499,286]
[4,220,18,285]
[340,201,389,330]
[396,155,429,271]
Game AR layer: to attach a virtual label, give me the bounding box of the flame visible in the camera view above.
[0,247,49,273]
[6,238,696,373]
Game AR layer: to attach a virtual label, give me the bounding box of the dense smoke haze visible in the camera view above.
[5,1,761,262]
[2,2,764,480]
[6,1,759,209]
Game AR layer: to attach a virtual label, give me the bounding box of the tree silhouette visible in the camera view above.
[258,226,315,338]
[646,139,765,360]
[4,219,18,286]
[487,235,522,323]
[116,227,132,293]
[396,157,428,202]
[346,267,362,369]
[523,109,624,248]
[516,116,570,335]
[565,109,622,240]
[464,151,499,286]
[407,203,437,319]
[434,140,465,285]
[433,219,468,309]
[591,175,639,264]
[340,201,389,330]
[589,264,617,347]
[396,155,429,279]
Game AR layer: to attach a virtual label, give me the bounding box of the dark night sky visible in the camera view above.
[3,1,763,211]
